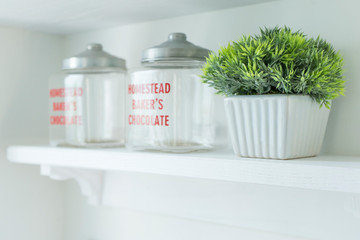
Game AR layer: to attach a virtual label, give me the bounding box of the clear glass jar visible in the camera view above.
[126,33,215,152]
[49,43,126,147]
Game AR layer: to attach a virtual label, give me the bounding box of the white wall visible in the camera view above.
[63,172,360,240]
[0,25,65,240]
[63,0,360,239]
[64,181,313,240]
[65,0,360,156]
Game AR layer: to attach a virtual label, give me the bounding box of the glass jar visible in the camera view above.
[126,33,215,152]
[49,43,127,147]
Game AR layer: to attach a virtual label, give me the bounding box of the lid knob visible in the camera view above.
[168,33,187,41]
[87,43,103,51]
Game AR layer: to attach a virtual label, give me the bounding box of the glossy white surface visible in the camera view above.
[7,145,360,194]
[225,95,330,159]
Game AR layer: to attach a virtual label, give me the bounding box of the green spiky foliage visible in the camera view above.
[201,26,345,108]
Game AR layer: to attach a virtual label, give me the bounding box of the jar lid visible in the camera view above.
[141,33,210,63]
[63,43,126,72]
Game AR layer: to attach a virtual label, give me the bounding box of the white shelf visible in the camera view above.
[7,145,360,194]
[7,145,360,239]
[0,0,274,34]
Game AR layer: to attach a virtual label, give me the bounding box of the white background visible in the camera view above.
[1,0,360,239]
[0,26,64,239]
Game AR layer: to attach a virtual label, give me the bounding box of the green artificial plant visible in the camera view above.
[201,26,345,108]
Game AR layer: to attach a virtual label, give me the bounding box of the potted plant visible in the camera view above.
[201,26,345,159]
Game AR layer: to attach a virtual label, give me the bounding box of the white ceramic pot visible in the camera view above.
[224,95,330,159]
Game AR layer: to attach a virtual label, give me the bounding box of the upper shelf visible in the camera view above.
[7,145,360,194]
[0,0,275,34]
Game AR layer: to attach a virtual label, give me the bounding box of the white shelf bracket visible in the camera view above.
[40,165,104,205]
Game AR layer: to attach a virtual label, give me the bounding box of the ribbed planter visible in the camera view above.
[224,95,330,159]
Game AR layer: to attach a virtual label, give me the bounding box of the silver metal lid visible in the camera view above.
[141,33,210,63]
[63,43,126,72]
